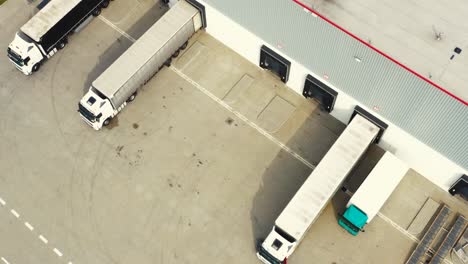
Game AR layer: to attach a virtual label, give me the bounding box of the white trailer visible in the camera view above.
[338,151,408,235]
[257,114,380,264]
[7,0,111,75]
[78,0,206,130]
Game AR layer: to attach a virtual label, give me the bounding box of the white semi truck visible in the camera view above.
[338,151,408,235]
[257,114,380,264]
[78,0,206,130]
[7,0,112,75]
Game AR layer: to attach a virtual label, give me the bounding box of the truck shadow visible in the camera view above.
[83,1,169,94]
[250,106,345,249]
[330,144,386,220]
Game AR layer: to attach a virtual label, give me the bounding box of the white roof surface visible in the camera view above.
[299,0,468,104]
[21,0,81,42]
[92,1,198,98]
[275,115,379,239]
[348,152,408,221]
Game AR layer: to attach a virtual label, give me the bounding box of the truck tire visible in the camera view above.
[180,41,188,50]
[101,0,110,8]
[103,118,111,126]
[127,92,137,102]
[32,63,40,72]
[58,39,67,50]
[164,58,172,67]
[92,7,101,16]
[172,50,180,58]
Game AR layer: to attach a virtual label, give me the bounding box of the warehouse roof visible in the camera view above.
[297,0,468,105]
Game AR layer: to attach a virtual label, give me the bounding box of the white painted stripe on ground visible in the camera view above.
[53,248,63,257]
[170,66,316,170]
[39,235,48,244]
[98,15,136,43]
[24,222,34,231]
[1,257,10,264]
[10,209,19,218]
[0,197,5,206]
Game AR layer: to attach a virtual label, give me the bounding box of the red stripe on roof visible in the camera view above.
[293,0,467,106]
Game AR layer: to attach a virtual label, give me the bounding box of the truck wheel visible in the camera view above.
[58,40,67,50]
[32,63,40,72]
[103,118,111,126]
[172,50,180,58]
[92,7,102,16]
[127,92,137,102]
[101,0,110,8]
[164,58,172,67]
[180,41,188,50]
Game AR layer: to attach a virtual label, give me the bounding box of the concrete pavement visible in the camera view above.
[0,1,465,263]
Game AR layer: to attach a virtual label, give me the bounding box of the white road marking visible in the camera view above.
[98,15,136,43]
[39,235,48,244]
[0,197,5,206]
[10,209,19,218]
[53,248,63,257]
[377,212,452,264]
[1,257,10,264]
[24,222,34,231]
[170,66,316,170]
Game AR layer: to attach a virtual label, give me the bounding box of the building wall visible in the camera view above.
[195,0,467,190]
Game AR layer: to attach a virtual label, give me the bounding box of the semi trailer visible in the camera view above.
[257,114,380,264]
[338,151,408,235]
[7,0,112,75]
[78,0,206,130]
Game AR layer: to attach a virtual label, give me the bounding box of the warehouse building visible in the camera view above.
[188,0,467,190]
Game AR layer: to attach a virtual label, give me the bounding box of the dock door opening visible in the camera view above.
[259,45,291,83]
[350,105,388,143]
[302,74,337,112]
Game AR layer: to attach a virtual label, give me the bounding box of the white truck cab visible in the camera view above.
[78,88,120,130]
[7,32,45,75]
[257,226,296,264]
[8,0,112,75]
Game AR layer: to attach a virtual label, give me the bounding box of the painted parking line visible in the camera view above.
[53,248,63,257]
[98,15,136,43]
[39,235,48,244]
[10,210,19,218]
[0,197,74,263]
[0,197,5,206]
[24,222,34,231]
[170,66,317,170]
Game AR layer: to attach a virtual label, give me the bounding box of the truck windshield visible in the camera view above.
[258,245,282,264]
[7,48,24,66]
[78,103,96,122]
[339,215,361,233]
[91,86,107,100]
[17,31,34,43]
[274,226,296,243]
